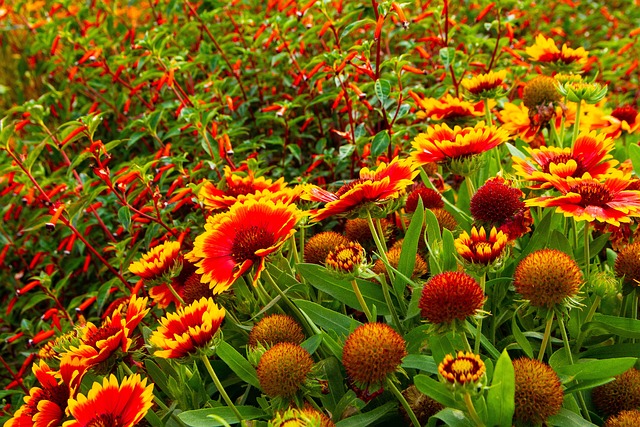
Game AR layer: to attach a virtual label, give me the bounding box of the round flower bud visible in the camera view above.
[249,314,305,349]
[257,343,314,398]
[592,368,640,418]
[304,232,350,265]
[513,358,564,425]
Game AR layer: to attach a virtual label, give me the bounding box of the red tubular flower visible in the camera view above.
[304,158,419,221]
[187,198,303,293]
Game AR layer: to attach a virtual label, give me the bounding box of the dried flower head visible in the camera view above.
[614,242,640,286]
[438,351,486,387]
[405,186,444,213]
[400,385,444,426]
[249,314,305,348]
[342,323,407,387]
[604,410,640,427]
[513,358,564,425]
[431,208,458,232]
[304,231,350,265]
[514,249,582,308]
[592,368,640,418]
[257,342,314,398]
[344,218,392,244]
[372,246,427,280]
[419,271,484,327]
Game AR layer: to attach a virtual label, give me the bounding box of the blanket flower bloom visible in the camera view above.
[304,158,418,221]
[526,171,640,226]
[198,166,287,210]
[128,241,181,280]
[150,297,225,359]
[525,34,588,69]
[63,374,154,427]
[411,122,509,172]
[455,226,508,267]
[187,198,303,293]
[461,69,507,100]
[513,131,617,188]
[415,93,486,122]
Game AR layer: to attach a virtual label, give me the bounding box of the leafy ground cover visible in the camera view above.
[2,0,640,425]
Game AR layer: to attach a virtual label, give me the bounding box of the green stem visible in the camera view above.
[558,96,567,148]
[572,101,582,147]
[573,295,601,352]
[474,274,486,354]
[165,280,186,306]
[378,274,403,333]
[375,218,388,252]
[298,225,306,264]
[387,378,421,427]
[201,354,244,423]
[484,99,501,172]
[366,210,394,281]
[463,392,486,427]
[549,121,561,147]
[419,167,472,222]
[461,331,472,353]
[351,279,374,322]
[289,233,300,266]
[464,175,475,198]
[537,310,555,361]
[583,222,590,281]
[262,269,315,337]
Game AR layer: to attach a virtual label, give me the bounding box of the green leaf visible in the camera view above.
[582,314,640,339]
[297,263,391,315]
[402,354,437,374]
[118,206,131,232]
[555,357,637,382]
[546,408,598,426]
[335,401,396,427]
[215,340,260,389]
[486,350,515,427]
[374,79,391,103]
[370,130,390,158]
[630,143,640,175]
[294,299,361,338]
[414,374,460,409]
[396,200,423,297]
[178,406,265,427]
[145,360,172,397]
[511,313,534,358]
[581,343,640,359]
[300,334,323,355]
[318,357,345,412]
[505,142,529,160]
[438,47,456,68]
[428,408,474,427]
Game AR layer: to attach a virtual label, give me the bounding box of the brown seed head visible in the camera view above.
[523,75,561,109]
[257,342,314,398]
[614,242,640,286]
[604,410,640,427]
[513,358,564,425]
[304,231,350,265]
[592,368,640,418]
[249,314,305,348]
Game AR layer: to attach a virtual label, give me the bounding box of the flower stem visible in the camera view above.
[351,279,374,322]
[463,392,486,427]
[465,175,475,198]
[377,274,403,332]
[375,218,388,252]
[537,310,555,361]
[386,378,421,427]
[583,222,590,282]
[474,274,486,355]
[572,101,582,146]
[461,331,473,353]
[165,281,185,307]
[573,295,601,352]
[201,354,244,423]
[366,210,394,281]
[263,269,315,337]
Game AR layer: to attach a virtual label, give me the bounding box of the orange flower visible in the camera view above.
[497,102,540,143]
[526,171,640,226]
[461,70,507,99]
[149,297,225,359]
[128,241,182,280]
[411,122,509,165]
[513,131,617,188]
[187,199,303,293]
[438,351,486,387]
[583,105,640,139]
[304,158,418,221]
[415,93,486,121]
[198,166,287,210]
[525,34,588,67]
[455,226,508,266]
[63,374,154,427]
[68,295,149,368]
[5,358,87,427]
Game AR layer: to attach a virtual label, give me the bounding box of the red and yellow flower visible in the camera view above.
[187,198,303,293]
[455,226,508,266]
[526,171,640,226]
[461,70,507,99]
[198,166,287,210]
[149,297,225,358]
[63,374,154,427]
[582,105,640,139]
[525,34,588,68]
[513,131,617,188]
[438,351,486,388]
[415,93,487,122]
[304,158,418,221]
[128,241,182,280]
[411,122,509,174]
[4,358,87,427]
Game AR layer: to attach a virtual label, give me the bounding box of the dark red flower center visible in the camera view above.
[571,182,613,207]
[335,178,368,197]
[25,385,69,419]
[611,105,638,124]
[540,153,582,174]
[87,413,124,427]
[231,226,275,263]
[84,324,122,348]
